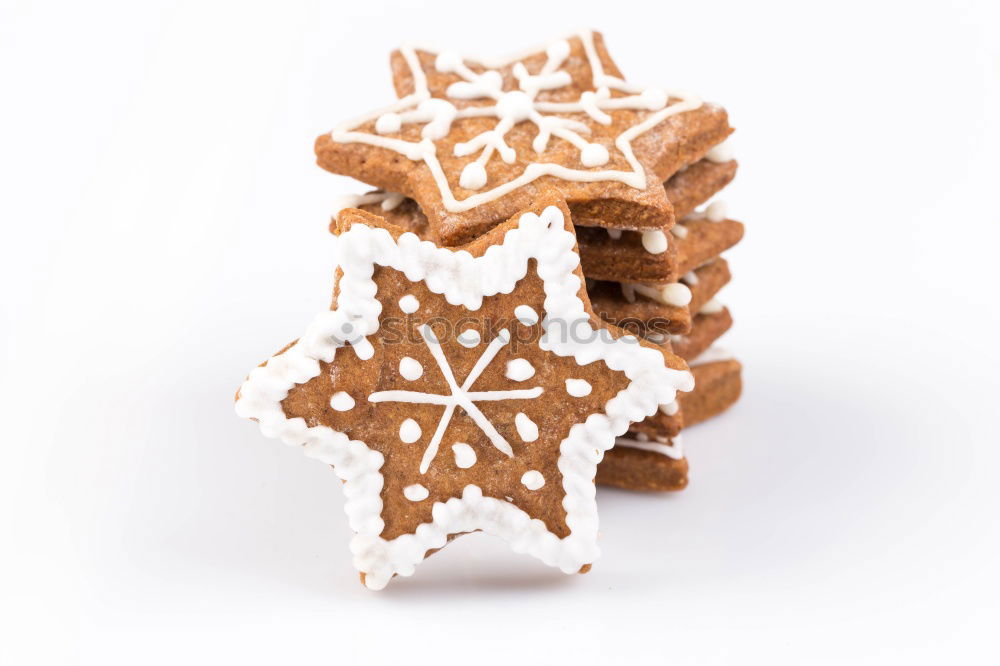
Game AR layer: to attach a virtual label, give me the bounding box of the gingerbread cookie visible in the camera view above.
[316,30,731,245]
[680,352,743,427]
[236,200,693,589]
[575,155,737,284]
[671,307,734,361]
[596,433,687,492]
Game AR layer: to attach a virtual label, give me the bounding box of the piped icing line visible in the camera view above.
[332,191,405,216]
[328,30,703,213]
[614,433,684,460]
[682,200,727,223]
[235,205,692,589]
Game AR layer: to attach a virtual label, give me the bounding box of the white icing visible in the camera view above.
[370,326,542,474]
[505,358,536,382]
[328,31,703,213]
[330,392,355,411]
[698,297,725,314]
[580,142,610,166]
[705,139,734,163]
[399,418,422,443]
[606,228,623,240]
[565,378,592,397]
[621,282,692,307]
[659,400,679,416]
[521,470,545,490]
[234,205,693,589]
[403,484,429,501]
[398,294,420,314]
[332,191,404,217]
[375,112,402,134]
[670,223,689,239]
[684,200,727,223]
[514,305,539,326]
[660,283,692,307]
[681,271,699,286]
[615,434,684,460]
[459,162,487,190]
[641,229,669,254]
[706,201,727,222]
[456,328,481,348]
[514,412,539,442]
[452,442,477,469]
[399,356,423,381]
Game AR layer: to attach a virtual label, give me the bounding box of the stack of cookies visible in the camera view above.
[236,29,744,588]
[326,30,743,494]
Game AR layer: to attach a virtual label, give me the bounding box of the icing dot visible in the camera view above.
[546,40,571,61]
[671,224,689,239]
[452,442,477,469]
[399,356,423,381]
[565,378,592,397]
[460,162,487,190]
[514,412,539,442]
[699,298,725,314]
[607,228,623,240]
[706,139,734,163]
[506,358,535,382]
[581,143,609,167]
[403,484,429,501]
[496,91,534,122]
[641,230,669,254]
[330,392,355,411]
[521,470,545,490]
[706,201,727,222]
[434,50,462,73]
[399,294,419,314]
[514,305,539,326]
[660,401,680,416]
[660,283,692,307]
[457,329,481,348]
[399,418,422,443]
[375,112,401,134]
[639,87,668,110]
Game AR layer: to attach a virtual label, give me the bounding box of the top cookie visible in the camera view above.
[316,30,731,245]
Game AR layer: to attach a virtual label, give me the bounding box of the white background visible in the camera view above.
[2,1,998,663]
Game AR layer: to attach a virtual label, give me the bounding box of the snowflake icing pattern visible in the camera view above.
[330,30,703,213]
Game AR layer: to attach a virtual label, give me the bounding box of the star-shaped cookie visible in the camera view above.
[235,199,693,589]
[315,30,731,245]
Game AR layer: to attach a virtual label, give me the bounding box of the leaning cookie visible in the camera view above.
[316,30,732,246]
[236,198,693,589]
